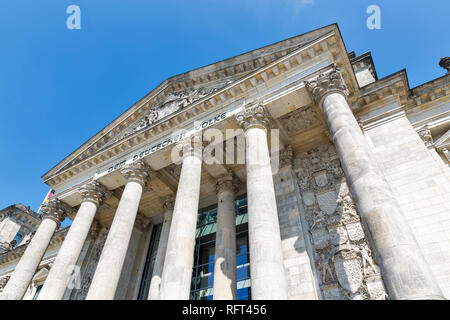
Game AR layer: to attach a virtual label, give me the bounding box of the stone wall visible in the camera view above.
[273,162,318,300]
[365,112,450,298]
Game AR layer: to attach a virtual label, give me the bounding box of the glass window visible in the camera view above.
[139,196,251,300]
[190,196,251,300]
[137,224,162,300]
[32,285,43,300]
[13,232,23,245]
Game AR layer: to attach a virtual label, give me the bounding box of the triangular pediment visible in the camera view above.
[42,24,339,181]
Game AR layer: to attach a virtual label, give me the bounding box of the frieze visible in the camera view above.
[105,87,219,148]
[279,106,320,134]
[59,87,220,174]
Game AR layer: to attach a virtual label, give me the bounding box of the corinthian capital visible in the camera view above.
[305,65,348,106]
[235,103,270,131]
[174,133,203,160]
[215,172,238,196]
[120,160,151,187]
[78,181,111,207]
[41,198,72,228]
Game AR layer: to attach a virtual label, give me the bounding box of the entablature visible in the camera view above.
[45,28,358,202]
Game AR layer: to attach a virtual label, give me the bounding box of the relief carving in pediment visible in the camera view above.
[58,86,221,173]
[105,86,219,148]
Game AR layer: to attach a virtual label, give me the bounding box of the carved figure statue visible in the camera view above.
[318,254,334,283]
[357,244,378,275]
[310,210,326,231]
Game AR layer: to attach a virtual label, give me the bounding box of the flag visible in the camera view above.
[37,189,55,214]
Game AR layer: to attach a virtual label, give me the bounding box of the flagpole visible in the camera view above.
[36,188,53,214]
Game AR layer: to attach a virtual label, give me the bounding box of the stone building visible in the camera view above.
[0,24,449,300]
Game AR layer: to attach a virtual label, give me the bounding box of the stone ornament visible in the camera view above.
[78,181,111,207]
[235,103,270,131]
[333,253,363,294]
[72,227,109,300]
[174,134,204,160]
[41,198,73,228]
[417,126,434,148]
[215,172,238,196]
[0,275,10,292]
[103,87,219,149]
[294,142,388,300]
[279,106,320,134]
[279,145,294,168]
[120,160,152,187]
[439,57,450,73]
[134,214,152,232]
[305,65,349,106]
[160,195,175,211]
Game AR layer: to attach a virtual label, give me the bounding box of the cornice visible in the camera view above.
[0,205,41,230]
[42,25,340,185]
[44,28,349,190]
[0,228,68,266]
[354,70,450,118]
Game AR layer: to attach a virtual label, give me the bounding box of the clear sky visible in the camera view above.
[0,0,449,226]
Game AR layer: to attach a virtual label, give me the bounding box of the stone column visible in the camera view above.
[213,173,237,300]
[236,105,288,300]
[0,199,69,300]
[305,65,444,300]
[159,138,203,300]
[86,160,150,300]
[38,181,109,300]
[147,195,175,300]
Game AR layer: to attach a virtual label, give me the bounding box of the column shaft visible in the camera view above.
[86,180,143,299]
[0,198,68,300]
[38,201,97,300]
[244,126,288,300]
[213,184,236,300]
[148,207,173,300]
[159,153,202,300]
[1,218,57,300]
[321,92,444,299]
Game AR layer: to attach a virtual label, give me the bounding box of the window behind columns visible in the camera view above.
[190,197,251,300]
[32,285,43,300]
[137,224,162,300]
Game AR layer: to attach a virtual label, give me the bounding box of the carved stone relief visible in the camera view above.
[294,143,388,300]
[418,126,433,148]
[59,86,220,173]
[0,275,10,292]
[71,227,109,300]
[279,106,320,134]
[105,87,218,148]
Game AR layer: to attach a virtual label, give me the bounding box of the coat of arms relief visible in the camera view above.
[295,143,388,300]
[71,227,109,300]
[105,86,219,148]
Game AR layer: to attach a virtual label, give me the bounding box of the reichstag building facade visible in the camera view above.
[1,24,449,300]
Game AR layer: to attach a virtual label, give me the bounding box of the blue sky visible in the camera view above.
[0,0,448,225]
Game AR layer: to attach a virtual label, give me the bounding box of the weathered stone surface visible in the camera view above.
[305,65,444,300]
[159,145,203,300]
[213,174,237,300]
[239,109,288,300]
[148,196,174,300]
